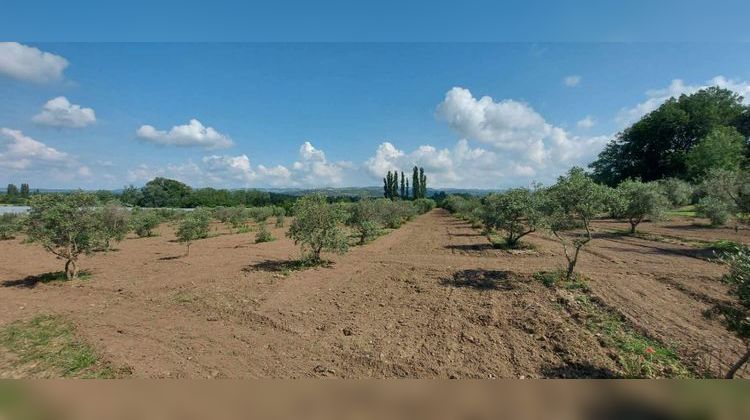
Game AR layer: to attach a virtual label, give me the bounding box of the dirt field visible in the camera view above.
[0,210,747,378]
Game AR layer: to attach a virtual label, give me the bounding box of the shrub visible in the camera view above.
[247,206,275,222]
[542,168,609,281]
[696,196,731,226]
[709,246,750,378]
[479,188,544,248]
[25,193,104,279]
[227,208,250,232]
[700,169,750,230]
[255,222,275,243]
[176,209,210,256]
[212,206,233,223]
[275,213,285,228]
[658,178,693,207]
[130,208,161,237]
[0,213,21,240]
[97,203,130,250]
[287,194,348,262]
[412,198,436,214]
[615,179,670,233]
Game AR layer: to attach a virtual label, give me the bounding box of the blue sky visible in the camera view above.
[2,42,750,189]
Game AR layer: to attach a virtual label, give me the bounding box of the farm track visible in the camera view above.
[0,210,746,378]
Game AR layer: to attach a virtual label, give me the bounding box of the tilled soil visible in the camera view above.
[0,210,746,378]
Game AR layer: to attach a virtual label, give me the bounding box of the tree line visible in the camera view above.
[383,166,427,200]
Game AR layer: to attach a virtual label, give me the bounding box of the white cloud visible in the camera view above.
[291,141,349,187]
[616,75,750,126]
[126,161,205,184]
[0,42,69,83]
[32,96,96,128]
[364,140,540,189]
[563,75,581,87]
[435,87,608,173]
[0,128,69,170]
[136,119,233,149]
[577,115,595,129]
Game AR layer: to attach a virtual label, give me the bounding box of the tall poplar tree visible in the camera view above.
[400,171,406,198]
[412,166,420,200]
[419,167,427,198]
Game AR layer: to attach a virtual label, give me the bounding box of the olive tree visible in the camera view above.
[696,196,731,226]
[346,199,381,245]
[700,169,750,230]
[0,213,21,240]
[614,179,669,233]
[129,208,161,237]
[97,202,131,250]
[287,194,348,262]
[25,193,104,279]
[542,168,609,281]
[658,178,693,208]
[176,209,210,256]
[480,188,543,248]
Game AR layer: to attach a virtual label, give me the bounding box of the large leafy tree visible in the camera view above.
[140,177,192,208]
[591,87,750,185]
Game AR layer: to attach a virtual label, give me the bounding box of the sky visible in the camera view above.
[2,42,750,190]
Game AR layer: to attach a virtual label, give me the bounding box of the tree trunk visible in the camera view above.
[185,243,191,257]
[630,222,637,234]
[726,346,750,379]
[65,258,78,280]
[565,245,582,281]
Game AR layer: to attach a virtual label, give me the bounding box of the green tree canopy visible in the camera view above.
[591,87,750,185]
[686,126,747,180]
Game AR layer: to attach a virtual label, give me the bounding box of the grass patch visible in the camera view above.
[235,225,254,234]
[666,205,697,218]
[487,234,536,250]
[172,291,198,304]
[574,294,691,378]
[704,240,743,255]
[533,270,589,291]
[0,315,120,378]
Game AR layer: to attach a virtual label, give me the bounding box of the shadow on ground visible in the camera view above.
[440,269,519,290]
[444,243,495,252]
[2,271,91,289]
[244,259,332,273]
[541,361,620,378]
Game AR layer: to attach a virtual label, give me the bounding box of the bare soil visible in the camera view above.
[0,210,746,378]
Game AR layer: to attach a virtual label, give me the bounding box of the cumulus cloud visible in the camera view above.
[136,119,233,149]
[291,141,350,187]
[436,87,608,173]
[0,128,70,171]
[126,161,205,184]
[0,42,69,83]
[128,141,345,188]
[365,140,544,189]
[564,75,581,87]
[32,96,96,128]
[616,75,750,126]
[577,115,595,129]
